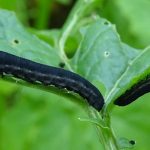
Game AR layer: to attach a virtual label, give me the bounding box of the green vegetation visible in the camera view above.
[0,0,150,149]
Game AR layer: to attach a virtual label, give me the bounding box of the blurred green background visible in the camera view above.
[0,0,150,150]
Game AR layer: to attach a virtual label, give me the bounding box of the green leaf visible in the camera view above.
[30,29,61,48]
[70,18,141,108]
[0,0,28,25]
[0,9,88,109]
[108,46,150,105]
[0,9,60,66]
[117,137,135,149]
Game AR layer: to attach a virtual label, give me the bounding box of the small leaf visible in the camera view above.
[117,137,135,149]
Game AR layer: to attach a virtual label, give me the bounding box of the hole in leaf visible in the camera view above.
[129,140,136,145]
[13,39,20,44]
[104,51,110,57]
[104,21,109,25]
[59,62,65,68]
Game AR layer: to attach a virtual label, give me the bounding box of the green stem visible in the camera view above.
[58,0,100,70]
[35,0,52,29]
[89,110,119,150]
[58,0,119,149]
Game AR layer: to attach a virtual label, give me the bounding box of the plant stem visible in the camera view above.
[89,110,119,150]
[35,0,52,29]
[58,0,100,70]
[59,0,119,149]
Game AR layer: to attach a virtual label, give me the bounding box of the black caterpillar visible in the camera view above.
[0,51,104,111]
[114,76,150,106]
